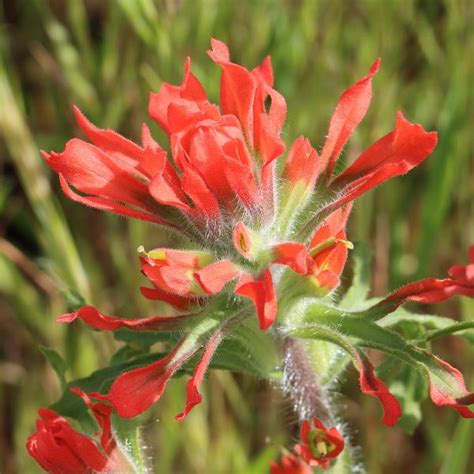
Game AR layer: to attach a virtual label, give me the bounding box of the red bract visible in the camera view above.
[42,39,453,431]
[380,245,474,311]
[329,112,438,210]
[90,342,198,419]
[294,418,345,470]
[140,248,238,297]
[234,269,277,330]
[283,136,320,192]
[427,355,474,418]
[207,39,286,167]
[314,57,437,213]
[27,389,131,474]
[57,305,199,332]
[270,454,313,474]
[354,352,402,426]
[273,206,353,292]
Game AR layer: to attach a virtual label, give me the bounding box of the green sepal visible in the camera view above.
[337,241,372,309]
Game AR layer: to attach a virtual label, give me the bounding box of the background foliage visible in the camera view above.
[0,0,473,472]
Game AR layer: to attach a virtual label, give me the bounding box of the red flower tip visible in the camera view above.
[208,38,230,63]
[234,269,277,330]
[369,57,382,75]
[294,418,345,470]
[194,259,239,294]
[282,135,320,190]
[330,112,437,210]
[427,355,474,418]
[273,242,313,274]
[270,454,313,474]
[90,343,199,418]
[56,305,199,332]
[356,354,402,426]
[321,58,381,176]
[381,245,474,313]
[26,390,129,473]
[176,329,224,421]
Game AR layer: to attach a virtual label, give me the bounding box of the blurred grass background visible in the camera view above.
[0,0,473,472]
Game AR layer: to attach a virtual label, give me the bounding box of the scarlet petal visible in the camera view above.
[180,166,221,219]
[254,87,287,166]
[194,260,239,294]
[383,278,468,310]
[273,242,313,274]
[234,269,277,330]
[57,305,198,332]
[355,353,402,426]
[73,106,147,178]
[176,329,224,421]
[58,174,169,226]
[208,38,257,145]
[70,388,115,454]
[90,344,199,418]
[148,57,218,135]
[427,355,474,418]
[294,417,345,470]
[309,205,353,285]
[330,112,437,208]
[320,59,381,176]
[283,136,320,189]
[44,140,152,209]
[139,286,191,310]
[252,55,274,87]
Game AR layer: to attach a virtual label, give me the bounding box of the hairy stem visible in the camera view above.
[281,336,331,423]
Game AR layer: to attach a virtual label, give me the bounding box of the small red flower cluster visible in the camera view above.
[271,418,345,472]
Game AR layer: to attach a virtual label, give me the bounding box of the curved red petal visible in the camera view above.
[320,58,381,176]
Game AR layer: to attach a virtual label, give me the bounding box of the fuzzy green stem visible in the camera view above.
[129,426,146,474]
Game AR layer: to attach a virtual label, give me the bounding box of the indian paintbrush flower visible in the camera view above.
[31,38,474,473]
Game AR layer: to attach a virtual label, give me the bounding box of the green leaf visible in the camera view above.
[39,346,67,388]
[338,241,372,309]
[384,362,428,434]
[62,288,86,312]
[288,302,474,415]
[114,327,181,348]
[440,419,474,474]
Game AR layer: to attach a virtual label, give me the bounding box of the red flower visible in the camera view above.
[26,389,131,474]
[234,269,277,330]
[41,40,450,427]
[207,39,286,167]
[273,205,353,293]
[294,418,345,470]
[140,248,238,298]
[42,108,178,227]
[270,454,313,474]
